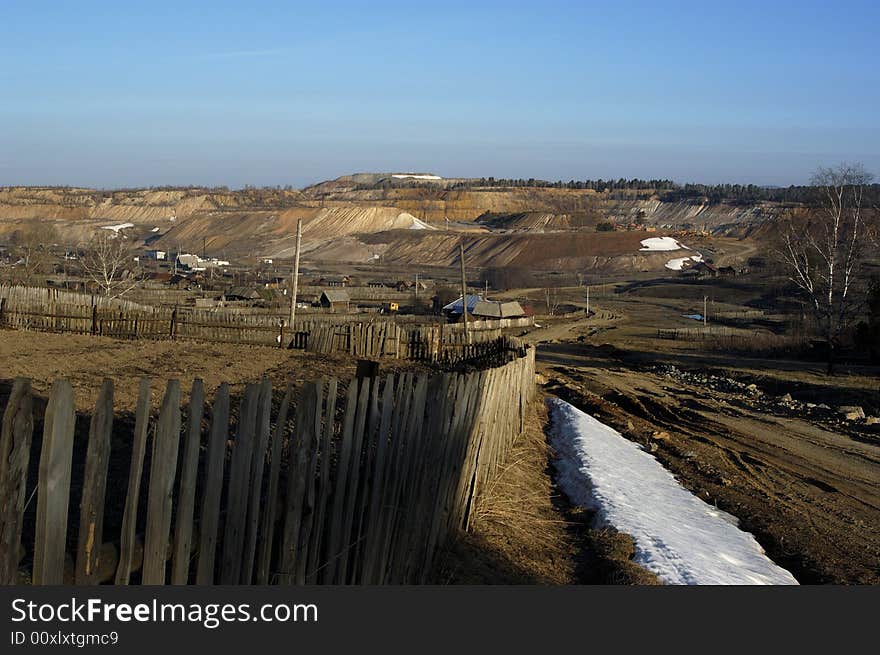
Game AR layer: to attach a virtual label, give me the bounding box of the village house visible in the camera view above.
[471,300,527,319]
[224,286,262,301]
[442,294,483,320]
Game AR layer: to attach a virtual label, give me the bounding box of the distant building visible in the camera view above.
[680,261,718,278]
[442,294,483,319]
[225,287,262,301]
[319,275,349,287]
[320,289,350,312]
[395,280,428,293]
[472,300,527,319]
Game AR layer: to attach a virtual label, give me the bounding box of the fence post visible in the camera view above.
[91,305,98,335]
[169,309,177,340]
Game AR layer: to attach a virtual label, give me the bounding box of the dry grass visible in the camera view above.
[432,400,578,584]
[433,397,660,585]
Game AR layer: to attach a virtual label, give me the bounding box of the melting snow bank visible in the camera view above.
[547,398,798,585]
[666,252,703,270]
[640,236,689,251]
[101,222,135,233]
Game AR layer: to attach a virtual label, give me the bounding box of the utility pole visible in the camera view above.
[586,285,590,317]
[289,219,303,328]
[459,239,471,344]
[703,295,708,328]
[415,272,419,299]
[484,279,488,300]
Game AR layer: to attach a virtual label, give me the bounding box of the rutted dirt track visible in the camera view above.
[539,343,880,584]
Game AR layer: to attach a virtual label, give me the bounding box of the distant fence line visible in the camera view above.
[657,326,751,341]
[0,343,536,585]
[0,285,533,363]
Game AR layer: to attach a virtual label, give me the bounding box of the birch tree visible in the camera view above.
[80,230,140,298]
[778,163,874,373]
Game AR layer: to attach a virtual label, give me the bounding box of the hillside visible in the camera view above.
[0,177,779,271]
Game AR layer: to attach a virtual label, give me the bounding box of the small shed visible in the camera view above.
[320,289,350,312]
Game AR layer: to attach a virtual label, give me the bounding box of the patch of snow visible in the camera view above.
[665,252,703,270]
[409,216,435,230]
[101,222,135,233]
[682,314,704,321]
[639,236,689,251]
[547,398,798,585]
[151,227,160,232]
[391,173,442,180]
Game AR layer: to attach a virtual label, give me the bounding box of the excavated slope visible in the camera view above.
[153,205,432,257]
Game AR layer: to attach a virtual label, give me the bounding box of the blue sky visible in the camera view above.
[1,0,878,188]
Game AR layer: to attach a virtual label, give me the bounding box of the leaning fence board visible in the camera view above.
[142,380,182,585]
[294,381,325,585]
[115,378,151,584]
[0,378,33,585]
[278,381,320,584]
[33,380,76,585]
[196,383,230,585]
[220,383,259,585]
[75,379,114,585]
[359,375,394,584]
[242,378,272,585]
[322,381,359,584]
[256,384,291,585]
[305,378,337,584]
[336,378,371,584]
[170,379,205,585]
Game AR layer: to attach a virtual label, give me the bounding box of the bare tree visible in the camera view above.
[777,163,875,373]
[544,286,562,316]
[80,231,141,298]
[9,223,59,285]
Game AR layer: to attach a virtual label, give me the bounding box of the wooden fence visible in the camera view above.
[0,285,530,363]
[657,326,750,341]
[0,344,536,585]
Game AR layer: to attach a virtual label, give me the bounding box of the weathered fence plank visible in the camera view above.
[305,378,337,584]
[170,378,204,585]
[75,379,114,585]
[142,380,182,585]
[241,378,272,585]
[219,383,259,585]
[256,383,291,585]
[33,380,76,585]
[0,378,34,585]
[115,378,151,584]
[195,383,229,584]
[277,381,320,584]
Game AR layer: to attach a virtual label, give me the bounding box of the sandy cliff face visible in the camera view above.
[0,182,766,271]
